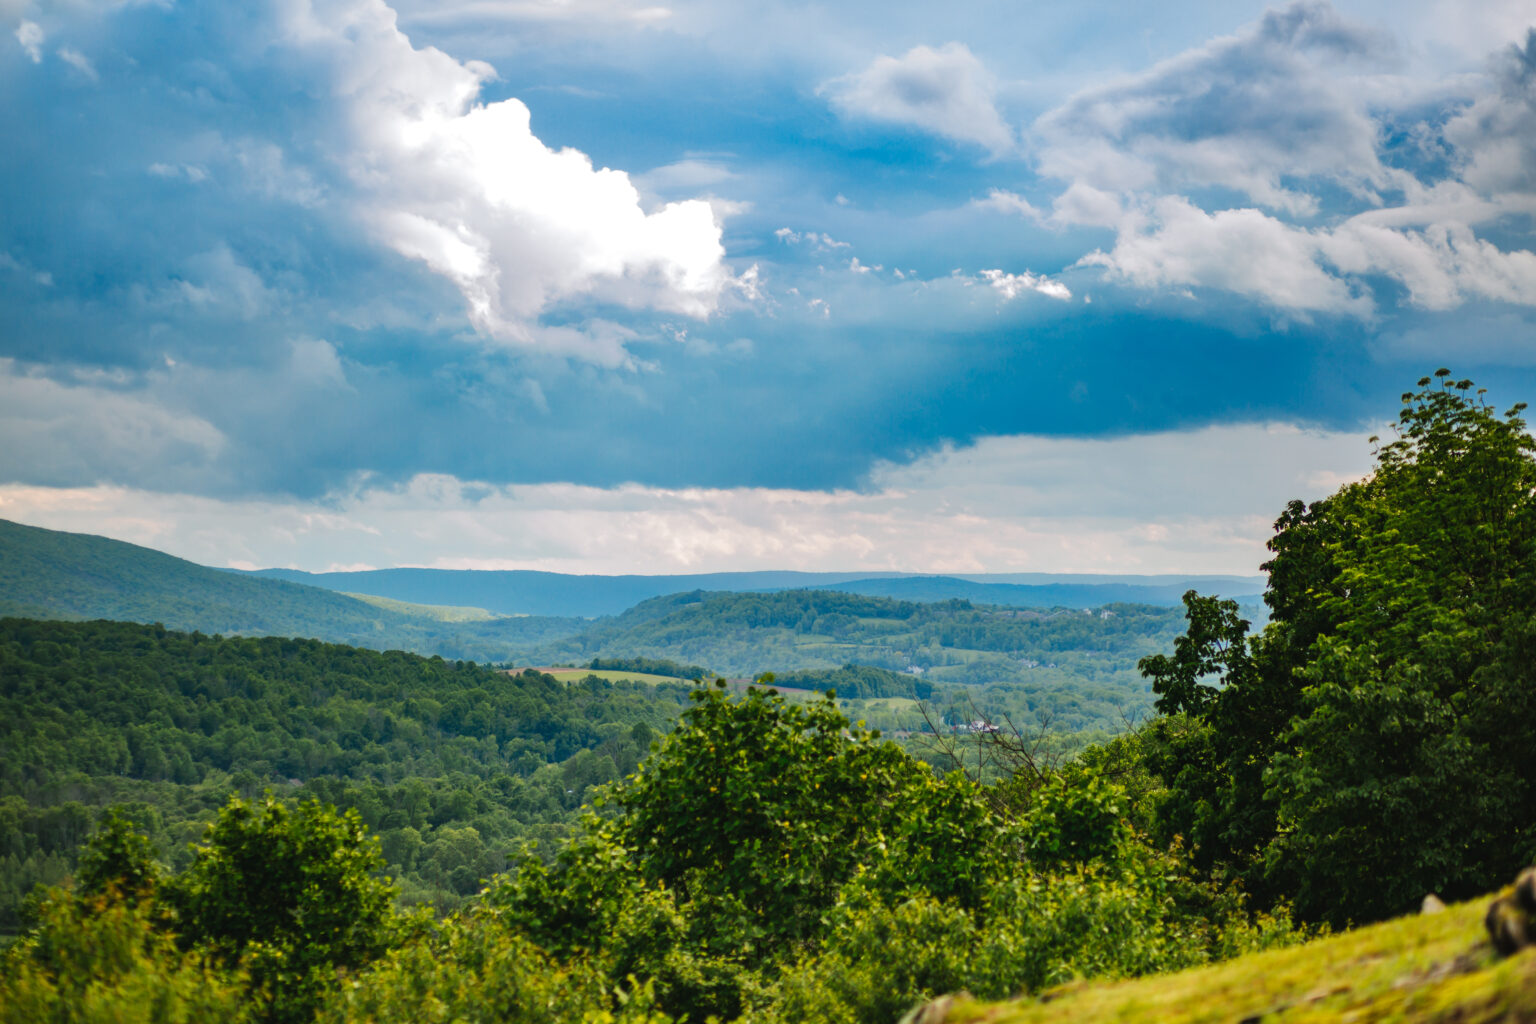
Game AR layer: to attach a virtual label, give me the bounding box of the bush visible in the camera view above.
[0,889,248,1024]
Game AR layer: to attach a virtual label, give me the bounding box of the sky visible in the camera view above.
[2,0,1535,575]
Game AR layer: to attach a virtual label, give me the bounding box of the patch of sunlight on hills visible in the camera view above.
[343,592,502,622]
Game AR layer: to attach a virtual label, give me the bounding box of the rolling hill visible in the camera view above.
[0,518,586,660]
[243,566,1265,618]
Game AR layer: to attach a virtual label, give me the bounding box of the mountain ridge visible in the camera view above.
[241,566,1265,618]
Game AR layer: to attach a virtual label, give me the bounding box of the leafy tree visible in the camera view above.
[1140,372,1536,925]
[76,809,160,907]
[169,796,399,1024]
[490,682,1016,1020]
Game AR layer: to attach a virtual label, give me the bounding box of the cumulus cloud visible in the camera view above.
[1032,3,1536,317]
[979,268,1071,301]
[278,0,732,358]
[0,422,1374,575]
[822,42,1015,156]
[1079,197,1368,314]
[1036,1,1395,212]
[1443,29,1536,198]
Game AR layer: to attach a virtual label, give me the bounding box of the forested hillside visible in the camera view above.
[246,565,1264,617]
[0,618,693,931]
[0,519,587,661]
[527,589,1183,729]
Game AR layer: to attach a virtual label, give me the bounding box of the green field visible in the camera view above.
[538,668,698,685]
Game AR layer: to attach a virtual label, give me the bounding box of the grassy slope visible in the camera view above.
[938,894,1534,1024]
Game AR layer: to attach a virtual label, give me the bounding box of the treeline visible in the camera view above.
[1125,373,1536,925]
[588,655,710,679]
[0,619,693,930]
[772,662,937,700]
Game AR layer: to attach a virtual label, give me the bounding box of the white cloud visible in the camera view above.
[57,45,97,80]
[1080,194,1536,316]
[394,0,674,26]
[822,42,1015,157]
[1079,197,1369,314]
[1035,1,1396,211]
[774,228,851,250]
[14,18,41,61]
[979,268,1071,301]
[1030,4,1536,316]
[1442,29,1536,198]
[0,422,1375,575]
[278,0,733,360]
[972,189,1042,221]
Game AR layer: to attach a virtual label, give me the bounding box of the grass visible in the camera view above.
[541,668,695,686]
[933,891,1535,1024]
[343,592,500,622]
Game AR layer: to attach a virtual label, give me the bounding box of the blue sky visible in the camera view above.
[3,0,1535,574]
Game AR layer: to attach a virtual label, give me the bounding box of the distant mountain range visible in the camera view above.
[0,517,1265,683]
[242,566,1265,618]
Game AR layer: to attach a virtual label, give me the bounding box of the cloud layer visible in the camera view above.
[4,0,1536,574]
[0,422,1374,575]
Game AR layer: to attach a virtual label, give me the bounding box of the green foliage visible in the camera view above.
[485,683,1029,1020]
[316,907,669,1024]
[0,888,249,1024]
[612,684,934,948]
[768,860,1297,1024]
[1139,373,1536,926]
[1020,775,1133,868]
[0,618,692,927]
[772,662,936,700]
[76,809,161,906]
[169,797,398,1024]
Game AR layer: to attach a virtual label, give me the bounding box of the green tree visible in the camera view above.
[1141,372,1536,925]
[1267,373,1536,922]
[169,796,398,1024]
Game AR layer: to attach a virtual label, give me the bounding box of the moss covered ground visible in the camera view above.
[936,891,1535,1024]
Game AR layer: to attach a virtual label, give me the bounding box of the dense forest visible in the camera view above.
[530,588,1186,686]
[4,374,1536,1024]
[0,619,695,930]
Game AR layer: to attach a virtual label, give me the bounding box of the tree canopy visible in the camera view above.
[1141,371,1536,924]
